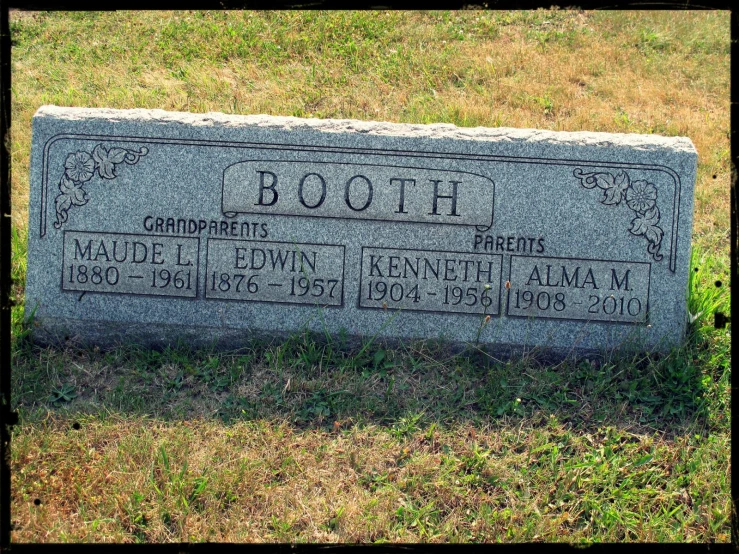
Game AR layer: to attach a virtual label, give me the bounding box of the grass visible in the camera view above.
[8,9,732,543]
[11,411,730,542]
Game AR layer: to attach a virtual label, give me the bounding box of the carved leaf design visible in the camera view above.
[629,205,663,260]
[629,206,660,236]
[54,193,72,228]
[91,145,108,174]
[574,168,599,189]
[93,144,123,179]
[107,148,128,164]
[593,172,614,190]
[648,242,664,262]
[60,175,88,206]
[58,175,75,195]
[601,170,630,205]
[645,224,664,248]
[54,176,89,228]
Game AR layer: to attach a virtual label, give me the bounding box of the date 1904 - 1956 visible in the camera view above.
[359,247,503,315]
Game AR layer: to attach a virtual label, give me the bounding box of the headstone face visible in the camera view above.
[25,106,697,354]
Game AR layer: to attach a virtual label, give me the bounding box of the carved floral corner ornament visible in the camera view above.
[574,168,664,262]
[53,144,149,229]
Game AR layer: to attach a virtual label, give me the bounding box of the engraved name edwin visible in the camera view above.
[221,160,495,229]
[233,246,319,273]
[205,239,345,307]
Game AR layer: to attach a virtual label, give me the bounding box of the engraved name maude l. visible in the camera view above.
[62,231,199,298]
[221,160,495,229]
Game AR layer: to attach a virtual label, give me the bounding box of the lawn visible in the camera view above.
[8,10,731,542]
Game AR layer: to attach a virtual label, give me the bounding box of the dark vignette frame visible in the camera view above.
[0,2,736,552]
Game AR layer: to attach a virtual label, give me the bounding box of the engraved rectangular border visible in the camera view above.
[357,246,503,316]
[39,133,683,273]
[504,254,652,325]
[61,230,200,300]
[204,237,346,308]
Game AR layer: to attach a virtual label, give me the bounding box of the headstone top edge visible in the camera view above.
[33,105,696,154]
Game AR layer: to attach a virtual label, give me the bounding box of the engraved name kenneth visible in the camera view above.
[221,160,495,229]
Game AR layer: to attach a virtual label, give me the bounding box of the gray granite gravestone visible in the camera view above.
[25,106,697,355]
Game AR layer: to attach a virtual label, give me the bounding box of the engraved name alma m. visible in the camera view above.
[507,256,651,324]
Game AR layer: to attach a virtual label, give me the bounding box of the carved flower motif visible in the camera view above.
[51,144,148,234]
[574,168,665,265]
[64,151,95,182]
[626,180,657,213]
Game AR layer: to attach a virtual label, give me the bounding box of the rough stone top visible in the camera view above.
[34,105,697,154]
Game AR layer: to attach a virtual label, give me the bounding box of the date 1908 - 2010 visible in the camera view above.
[507,255,650,324]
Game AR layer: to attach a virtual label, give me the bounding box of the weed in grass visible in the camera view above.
[268,516,293,541]
[637,28,672,54]
[324,506,346,533]
[390,413,424,440]
[395,500,442,541]
[48,383,77,405]
[687,246,729,331]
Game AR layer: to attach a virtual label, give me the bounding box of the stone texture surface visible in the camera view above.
[26,106,697,354]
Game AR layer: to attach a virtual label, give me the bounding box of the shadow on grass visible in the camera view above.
[12,243,729,437]
[10,320,730,439]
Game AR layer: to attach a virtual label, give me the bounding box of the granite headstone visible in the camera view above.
[25,106,697,355]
